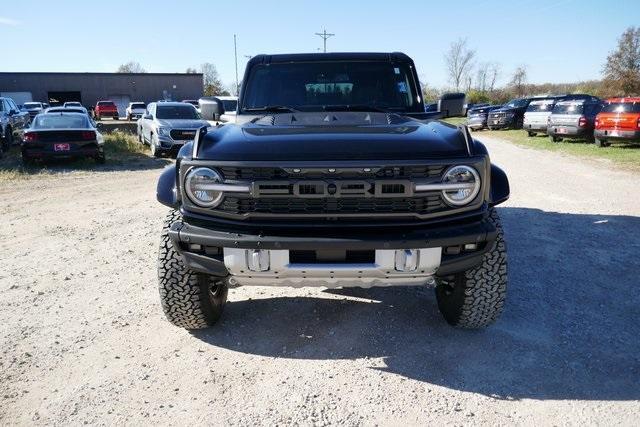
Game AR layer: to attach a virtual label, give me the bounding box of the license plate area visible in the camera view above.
[557,127,568,134]
[54,143,70,151]
[289,249,375,264]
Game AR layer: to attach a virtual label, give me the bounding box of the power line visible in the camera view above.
[315,29,335,53]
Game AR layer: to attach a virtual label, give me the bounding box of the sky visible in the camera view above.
[1,0,639,90]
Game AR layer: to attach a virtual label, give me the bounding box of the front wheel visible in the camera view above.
[435,209,507,329]
[158,210,228,329]
[150,137,161,157]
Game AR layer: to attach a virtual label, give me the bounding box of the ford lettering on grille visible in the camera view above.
[253,180,413,198]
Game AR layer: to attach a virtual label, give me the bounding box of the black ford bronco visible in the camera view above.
[156,52,510,330]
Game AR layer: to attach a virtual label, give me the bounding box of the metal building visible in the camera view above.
[0,72,204,116]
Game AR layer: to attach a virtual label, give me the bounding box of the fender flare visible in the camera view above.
[156,164,179,208]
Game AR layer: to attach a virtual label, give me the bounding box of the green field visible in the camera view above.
[443,117,640,171]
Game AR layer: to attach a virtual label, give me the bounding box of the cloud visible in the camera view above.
[0,17,20,26]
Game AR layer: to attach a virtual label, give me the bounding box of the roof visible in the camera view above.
[247,52,413,66]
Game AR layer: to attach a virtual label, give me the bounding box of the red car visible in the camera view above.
[594,97,640,147]
[94,100,119,120]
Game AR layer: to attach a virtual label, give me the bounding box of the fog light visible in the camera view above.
[395,249,419,272]
[444,246,461,255]
[246,249,270,272]
[464,243,478,251]
[189,243,202,251]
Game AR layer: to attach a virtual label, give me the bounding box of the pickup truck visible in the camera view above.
[155,52,510,331]
[1,96,30,155]
[94,100,119,120]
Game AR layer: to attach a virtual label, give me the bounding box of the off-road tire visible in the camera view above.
[158,210,228,329]
[435,208,507,329]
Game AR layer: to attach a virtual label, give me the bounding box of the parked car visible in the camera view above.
[154,52,510,331]
[438,92,466,117]
[182,99,200,113]
[23,102,46,119]
[0,97,30,155]
[137,101,209,158]
[126,102,147,121]
[547,98,603,143]
[594,97,640,148]
[21,112,105,165]
[63,102,88,114]
[464,103,490,116]
[467,105,502,131]
[523,98,557,136]
[94,100,119,120]
[487,98,534,130]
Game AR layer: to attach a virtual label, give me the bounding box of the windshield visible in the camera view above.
[602,102,640,113]
[242,61,418,112]
[526,100,555,112]
[222,100,238,112]
[64,102,82,107]
[24,102,42,109]
[156,105,199,120]
[98,101,115,106]
[504,98,529,108]
[131,103,146,109]
[553,103,584,114]
[33,114,90,129]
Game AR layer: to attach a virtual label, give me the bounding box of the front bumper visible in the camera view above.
[467,117,487,129]
[594,129,640,142]
[168,216,497,287]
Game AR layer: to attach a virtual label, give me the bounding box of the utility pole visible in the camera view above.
[315,29,335,53]
[234,34,239,95]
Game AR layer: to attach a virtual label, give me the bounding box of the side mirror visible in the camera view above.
[199,97,225,121]
[8,109,17,116]
[143,113,153,120]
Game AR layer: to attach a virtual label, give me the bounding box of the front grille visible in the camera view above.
[219,165,445,180]
[170,129,197,140]
[220,195,447,216]
[489,112,506,119]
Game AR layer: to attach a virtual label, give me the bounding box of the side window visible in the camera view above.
[0,100,4,112]
[8,99,17,111]
[150,104,156,117]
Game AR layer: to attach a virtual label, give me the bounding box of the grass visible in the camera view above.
[443,117,640,172]
[0,131,152,182]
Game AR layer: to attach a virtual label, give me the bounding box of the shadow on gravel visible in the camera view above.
[192,207,640,401]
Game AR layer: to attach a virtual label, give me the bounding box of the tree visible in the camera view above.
[200,63,227,96]
[116,61,146,73]
[185,67,198,74]
[444,38,476,91]
[509,66,528,97]
[602,26,640,96]
[421,83,441,102]
[488,63,501,92]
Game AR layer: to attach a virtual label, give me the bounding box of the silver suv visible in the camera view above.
[523,98,557,136]
[137,102,209,158]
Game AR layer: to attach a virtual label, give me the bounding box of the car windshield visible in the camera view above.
[98,102,115,106]
[156,105,199,119]
[131,103,146,109]
[24,102,42,109]
[222,100,238,112]
[504,99,529,108]
[33,114,90,129]
[602,102,640,113]
[242,60,418,112]
[526,100,555,112]
[553,103,584,114]
[65,102,81,107]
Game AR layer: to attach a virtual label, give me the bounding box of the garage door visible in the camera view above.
[107,95,131,118]
[1,91,33,106]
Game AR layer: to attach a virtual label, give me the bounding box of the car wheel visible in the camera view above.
[150,136,161,157]
[435,208,507,329]
[137,128,143,144]
[4,126,13,150]
[527,131,536,137]
[95,152,106,164]
[550,135,562,143]
[113,116,119,121]
[158,210,228,329]
[595,138,608,148]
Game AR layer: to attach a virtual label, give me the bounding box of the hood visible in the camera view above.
[156,119,209,128]
[194,112,470,161]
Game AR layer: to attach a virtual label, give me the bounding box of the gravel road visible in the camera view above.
[1,136,639,425]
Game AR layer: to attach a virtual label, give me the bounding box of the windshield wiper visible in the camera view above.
[321,104,394,113]
[243,105,299,113]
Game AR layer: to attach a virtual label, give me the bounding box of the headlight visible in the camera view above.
[441,165,481,206]
[157,127,170,137]
[185,167,224,208]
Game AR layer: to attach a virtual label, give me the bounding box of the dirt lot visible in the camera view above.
[1,136,639,425]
